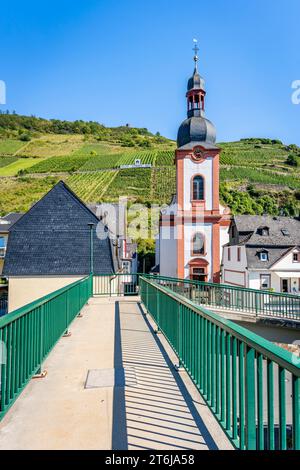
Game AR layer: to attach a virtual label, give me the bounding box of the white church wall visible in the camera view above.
[183,157,213,211]
[159,226,177,277]
[183,223,213,279]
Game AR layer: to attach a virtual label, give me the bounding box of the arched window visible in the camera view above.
[192,175,204,200]
[192,233,205,255]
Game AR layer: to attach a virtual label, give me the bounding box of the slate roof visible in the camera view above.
[0,212,23,233]
[234,215,300,246]
[187,68,205,92]
[245,246,292,269]
[177,116,217,148]
[230,215,300,269]
[3,181,117,276]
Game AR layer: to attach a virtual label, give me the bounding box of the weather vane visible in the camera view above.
[192,38,199,66]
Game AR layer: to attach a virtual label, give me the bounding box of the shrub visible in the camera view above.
[19,133,31,142]
[286,154,299,167]
[17,168,28,176]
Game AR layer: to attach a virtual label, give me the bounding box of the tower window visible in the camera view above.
[192,233,205,255]
[192,175,204,200]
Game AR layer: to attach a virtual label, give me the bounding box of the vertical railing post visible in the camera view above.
[245,346,256,450]
[0,327,7,415]
[156,289,160,331]
[255,292,259,316]
[267,360,275,450]
[39,304,44,370]
[178,303,183,366]
[293,376,300,450]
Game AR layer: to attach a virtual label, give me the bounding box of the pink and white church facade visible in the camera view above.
[156,48,230,282]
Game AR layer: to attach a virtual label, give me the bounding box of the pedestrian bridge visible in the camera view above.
[0,275,299,450]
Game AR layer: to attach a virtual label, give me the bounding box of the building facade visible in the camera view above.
[158,48,230,281]
[222,215,300,293]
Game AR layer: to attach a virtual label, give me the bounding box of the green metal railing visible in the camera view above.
[1,270,299,444]
[93,273,140,296]
[146,275,300,321]
[0,275,92,419]
[140,276,300,450]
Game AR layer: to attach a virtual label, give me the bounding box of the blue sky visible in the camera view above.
[0,0,299,144]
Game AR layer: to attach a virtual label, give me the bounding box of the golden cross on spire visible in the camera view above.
[192,39,199,67]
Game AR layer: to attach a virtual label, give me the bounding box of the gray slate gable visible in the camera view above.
[3,181,117,276]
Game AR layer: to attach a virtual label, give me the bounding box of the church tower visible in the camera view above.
[158,42,230,282]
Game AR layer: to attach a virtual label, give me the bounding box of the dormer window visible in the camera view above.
[282,229,290,237]
[258,226,269,236]
[259,251,269,261]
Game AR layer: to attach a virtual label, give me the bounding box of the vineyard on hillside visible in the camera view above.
[67,171,118,200]
[118,151,157,166]
[28,155,91,173]
[0,134,300,216]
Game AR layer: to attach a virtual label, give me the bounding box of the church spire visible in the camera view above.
[186,40,206,118]
[176,43,216,147]
[192,39,199,72]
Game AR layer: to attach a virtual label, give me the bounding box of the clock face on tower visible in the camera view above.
[192,146,204,162]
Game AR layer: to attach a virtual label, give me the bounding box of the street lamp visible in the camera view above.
[88,223,95,275]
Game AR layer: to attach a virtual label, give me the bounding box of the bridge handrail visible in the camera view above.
[140,275,300,450]
[0,275,92,419]
[141,276,300,374]
[144,274,300,320]
[146,274,300,299]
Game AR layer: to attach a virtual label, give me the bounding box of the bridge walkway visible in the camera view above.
[0,297,232,450]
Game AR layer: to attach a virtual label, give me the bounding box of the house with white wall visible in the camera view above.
[222,215,300,293]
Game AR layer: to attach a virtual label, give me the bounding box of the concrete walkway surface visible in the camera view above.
[0,297,232,450]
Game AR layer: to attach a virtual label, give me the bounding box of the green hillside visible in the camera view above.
[0,114,299,217]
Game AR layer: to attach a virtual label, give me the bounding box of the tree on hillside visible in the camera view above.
[286,154,299,167]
